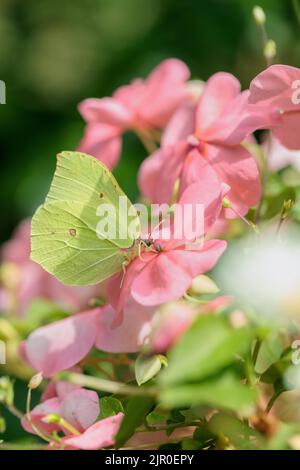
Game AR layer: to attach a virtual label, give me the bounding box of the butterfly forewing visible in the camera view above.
[46,151,140,248]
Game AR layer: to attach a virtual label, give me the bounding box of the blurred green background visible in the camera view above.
[0,0,299,243]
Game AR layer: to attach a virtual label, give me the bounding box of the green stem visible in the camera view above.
[25,387,54,444]
[245,355,257,387]
[57,372,158,398]
[6,403,23,420]
[252,339,262,366]
[136,129,158,154]
[266,390,282,413]
[141,421,201,432]
[59,418,81,436]
[254,12,273,66]
[0,442,47,450]
[254,149,268,223]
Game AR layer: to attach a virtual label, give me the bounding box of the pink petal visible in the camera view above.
[131,240,227,306]
[106,255,152,326]
[264,134,300,171]
[21,397,61,436]
[63,413,124,450]
[203,90,281,145]
[128,426,195,448]
[249,64,300,111]
[273,111,300,150]
[196,72,241,137]
[95,302,154,353]
[150,296,233,354]
[1,219,31,262]
[17,261,47,314]
[113,79,145,111]
[24,310,100,377]
[60,389,99,432]
[141,58,190,128]
[177,150,223,237]
[79,98,132,128]
[200,295,233,314]
[138,143,186,204]
[204,143,261,217]
[162,103,196,146]
[41,381,80,402]
[150,302,196,353]
[78,123,122,169]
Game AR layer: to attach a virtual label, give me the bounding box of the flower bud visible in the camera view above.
[28,372,43,390]
[222,197,231,209]
[253,6,266,25]
[264,39,276,61]
[188,274,219,296]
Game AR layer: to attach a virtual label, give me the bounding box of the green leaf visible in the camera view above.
[255,333,285,375]
[115,396,154,448]
[261,186,295,219]
[160,315,254,386]
[22,299,68,330]
[261,347,294,384]
[146,410,167,426]
[99,397,124,419]
[181,437,201,450]
[135,354,164,386]
[208,412,263,450]
[160,371,256,415]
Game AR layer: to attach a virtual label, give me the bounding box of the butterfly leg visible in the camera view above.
[137,240,150,261]
[120,259,128,288]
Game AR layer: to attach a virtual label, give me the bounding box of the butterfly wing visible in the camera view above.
[46,151,140,249]
[31,200,127,285]
[31,151,141,285]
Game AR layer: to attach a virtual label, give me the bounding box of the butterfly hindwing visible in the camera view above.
[31,200,127,285]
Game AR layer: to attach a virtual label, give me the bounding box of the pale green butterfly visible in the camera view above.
[31,151,143,285]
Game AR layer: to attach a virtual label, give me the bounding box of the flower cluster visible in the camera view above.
[1,58,300,450]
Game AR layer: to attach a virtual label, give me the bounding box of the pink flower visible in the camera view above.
[23,303,154,377]
[139,72,280,217]
[107,177,227,323]
[150,297,233,353]
[149,301,197,353]
[63,413,124,450]
[78,59,190,169]
[263,134,300,172]
[0,219,101,315]
[249,64,300,150]
[22,381,99,437]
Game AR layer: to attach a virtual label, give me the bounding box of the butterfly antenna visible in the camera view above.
[149,217,167,240]
[138,240,149,261]
[120,261,127,288]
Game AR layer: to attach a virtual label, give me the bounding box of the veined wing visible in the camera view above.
[31,200,127,286]
[46,151,140,249]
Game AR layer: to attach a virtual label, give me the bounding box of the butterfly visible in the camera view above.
[31,151,151,286]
